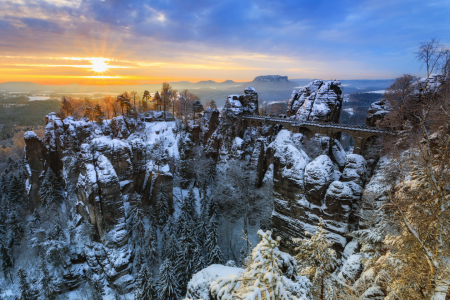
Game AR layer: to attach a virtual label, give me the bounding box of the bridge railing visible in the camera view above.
[242,115,388,133]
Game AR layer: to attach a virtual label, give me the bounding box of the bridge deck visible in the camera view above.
[242,115,385,133]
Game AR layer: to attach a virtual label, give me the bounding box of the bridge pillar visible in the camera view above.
[353,136,364,155]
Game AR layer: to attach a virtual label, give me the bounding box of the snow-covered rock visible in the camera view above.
[362,286,385,300]
[304,155,334,205]
[223,86,259,116]
[366,100,390,127]
[341,154,367,186]
[287,80,343,123]
[338,253,363,283]
[186,264,244,300]
[331,139,346,169]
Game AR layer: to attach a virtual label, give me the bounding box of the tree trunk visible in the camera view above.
[321,274,324,300]
[163,96,166,121]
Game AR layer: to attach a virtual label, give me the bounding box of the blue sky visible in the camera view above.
[0,0,449,84]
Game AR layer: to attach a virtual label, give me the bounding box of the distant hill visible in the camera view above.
[0,78,395,109]
[253,75,289,83]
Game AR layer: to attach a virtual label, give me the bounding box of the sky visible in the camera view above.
[0,0,449,85]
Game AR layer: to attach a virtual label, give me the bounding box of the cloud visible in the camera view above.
[0,0,449,81]
[20,18,65,33]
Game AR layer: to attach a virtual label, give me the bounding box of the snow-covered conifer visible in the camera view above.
[293,218,338,300]
[166,234,180,262]
[156,258,181,300]
[0,244,13,282]
[211,230,298,300]
[206,158,218,187]
[9,175,26,204]
[156,183,170,225]
[129,192,146,241]
[135,265,157,300]
[191,243,204,274]
[17,268,31,300]
[39,259,55,300]
[205,214,224,265]
[144,226,158,264]
[39,168,63,208]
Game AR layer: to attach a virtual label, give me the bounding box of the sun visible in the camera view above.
[90,58,109,72]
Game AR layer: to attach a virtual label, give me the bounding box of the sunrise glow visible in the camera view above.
[90,59,109,73]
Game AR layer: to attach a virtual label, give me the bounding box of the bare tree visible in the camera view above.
[416,38,449,77]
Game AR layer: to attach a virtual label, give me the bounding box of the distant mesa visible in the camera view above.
[252,75,290,83]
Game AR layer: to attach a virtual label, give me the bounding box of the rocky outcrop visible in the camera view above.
[205,87,259,156]
[366,100,390,127]
[201,108,220,141]
[24,113,178,293]
[76,150,126,246]
[26,114,175,237]
[224,86,259,116]
[24,131,47,209]
[270,130,367,253]
[287,80,343,123]
[304,155,334,205]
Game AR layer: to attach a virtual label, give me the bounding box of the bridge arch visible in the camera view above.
[360,134,379,155]
[296,126,314,138]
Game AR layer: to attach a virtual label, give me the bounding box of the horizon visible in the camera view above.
[1,0,449,85]
[0,77,396,87]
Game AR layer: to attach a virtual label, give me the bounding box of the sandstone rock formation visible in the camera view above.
[269,130,367,253]
[287,80,343,123]
[24,131,47,209]
[24,113,175,291]
[224,86,258,116]
[366,100,390,127]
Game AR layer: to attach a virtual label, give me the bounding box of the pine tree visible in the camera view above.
[8,210,23,245]
[206,158,218,187]
[205,214,224,265]
[156,184,169,226]
[17,268,31,300]
[156,258,181,300]
[144,226,158,265]
[129,193,146,242]
[208,198,219,219]
[39,259,55,300]
[177,220,197,291]
[191,243,204,274]
[93,103,105,123]
[0,174,7,195]
[135,265,157,300]
[0,244,13,282]
[165,234,180,262]
[293,218,338,300]
[211,230,298,300]
[9,175,26,204]
[239,242,252,267]
[39,168,63,208]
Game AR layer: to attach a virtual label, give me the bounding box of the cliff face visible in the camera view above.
[24,113,177,290]
[268,130,367,253]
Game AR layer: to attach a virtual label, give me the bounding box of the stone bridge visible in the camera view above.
[242,116,386,155]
